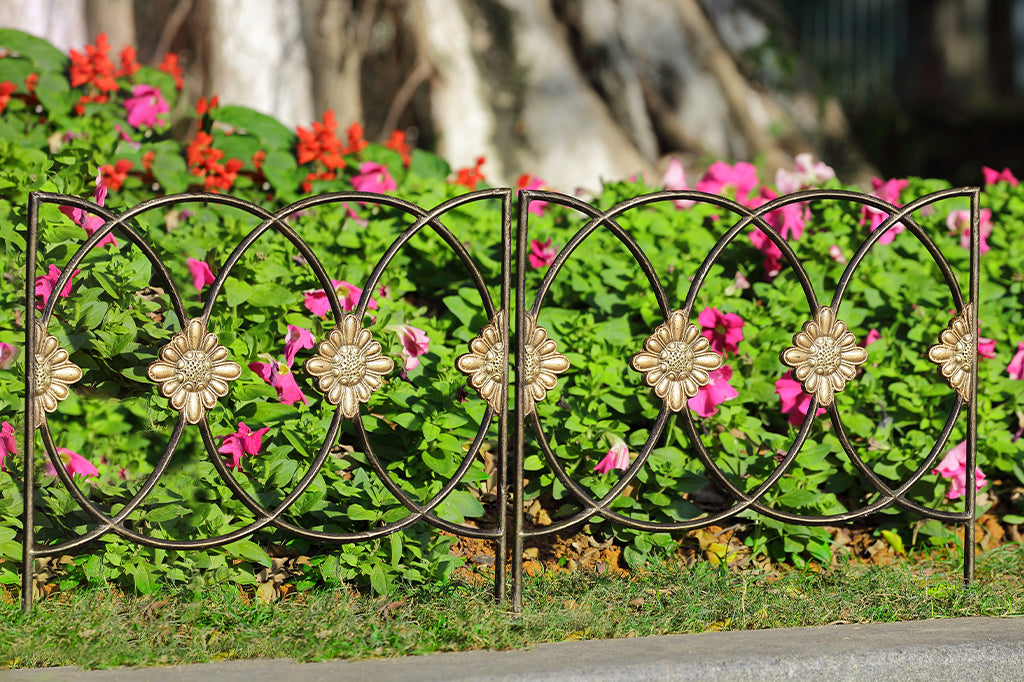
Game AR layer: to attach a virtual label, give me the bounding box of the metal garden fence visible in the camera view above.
[20,185,980,612]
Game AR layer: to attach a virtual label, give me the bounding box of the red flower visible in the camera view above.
[141,150,155,172]
[69,33,118,93]
[346,122,368,154]
[252,150,266,171]
[296,110,345,170]
[116,45,140,78]
[453,156,486,189]
[157,53,184,90]
[100,159,133,191]
[385,129,412,166]
[0,81,15,114]
[195,95,219,117]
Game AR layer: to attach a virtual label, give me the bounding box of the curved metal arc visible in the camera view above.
[519,189,671,317]
[353,415,503,539]
[831,186,974,311]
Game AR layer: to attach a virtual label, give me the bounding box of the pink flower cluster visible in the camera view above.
[303,279,378,318]
[249,325,316,406]
[932,441,986,500]
[59,171,118,248]
[45,447,99,478]
[0,421,15,472]
[593,433,630,474]
[219,422,270,471]
[529,238,558,269]
[689,308,743,418]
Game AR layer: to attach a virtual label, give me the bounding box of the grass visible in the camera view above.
[3,544,1024,669]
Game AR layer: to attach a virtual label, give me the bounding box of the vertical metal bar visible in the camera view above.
[22,193,39,613]
[493,190,512,604]
[511,191,530,613]
[965,188,981,585]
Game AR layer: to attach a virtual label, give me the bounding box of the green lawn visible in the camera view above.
[3,543,1023,670]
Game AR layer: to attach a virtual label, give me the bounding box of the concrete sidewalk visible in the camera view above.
[4,616,1024,682]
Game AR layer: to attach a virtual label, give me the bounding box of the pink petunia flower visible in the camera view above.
[529,238,558,269]
[749,229,783,280]
[123,84,169,128]
[249,360,308,406]
[0,421,15,472]
[1008,341,1024,380]
[776,371,826,427]
[45,447,99,478]
[829,245,846,264]
[864,329,881,346]
[517,173,549,215]
[283,325,315,367]
[933,440,986,500]
[756,186,809,241]
[982,166,1018,187]
[946,208,993,254]
[398,325,430,371]
[696,161,760,207]
[662,157,695,209]
[0,342,16,369]
[860,177,909,244]
[59,172,118,248]
[698,308,744,355]
[303,279,379,318]
[186,258,215,291]
[350,162,397,193]
[774,153,836,194]
[219,421,271,471]
[593,434,630,474]
[688,365,739,417]
[979,336,996,359]
[35,264,80,309]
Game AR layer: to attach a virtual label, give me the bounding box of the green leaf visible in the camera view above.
[131,562,157,594]
[225,539,271,567]
[0,29,69,74]
[215,105,297,151]
[436,489,484,523]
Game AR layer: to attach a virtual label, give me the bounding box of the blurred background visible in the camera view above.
[1,0,1021,190]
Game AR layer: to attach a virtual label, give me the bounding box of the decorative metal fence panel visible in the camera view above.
[20,186,979,612]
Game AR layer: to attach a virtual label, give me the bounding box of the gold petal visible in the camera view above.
[211,361,241,381]
[184,319,205,349]
[208,377,229,397]
[841,347,868,364]
[38,334,58,357]
[693,352,722,371]
[49,382,69,401]
[631,352,660,372]
[326,382,344,405]
[366,356,394,374]
[457,354,484,372]
[170,389,188,410]
[782,348,810,366]
[200,388,218,409]
[51,364,82,384]
[667,381,685,411]
[794,364,812,381]
[148,361,175,381]
[816,382,833,407]
[682,376,701,397]
[183,391,204,424]
[340,386,359,419]
[159,377,181,398]
[305,357,333,376]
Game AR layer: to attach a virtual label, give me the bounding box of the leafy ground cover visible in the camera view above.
[3,543,1023,669]
[1,29,1024,605]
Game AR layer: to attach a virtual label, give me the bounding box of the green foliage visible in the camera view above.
[0,30,1022,600]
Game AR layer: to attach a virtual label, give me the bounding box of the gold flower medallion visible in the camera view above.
[304,314,394,419]
[32,323,83,427]
[927,306,976,402]
[518,315,569,415]
[456,311,507,412]
[147,318,241,424]
[780,306,867,407]
[631,310,723,412]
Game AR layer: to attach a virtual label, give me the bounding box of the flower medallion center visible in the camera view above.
[33,353,52,395]
[808,337,842,375]
[484,342,506,382]
[954,334,974,372]
[659,341,695,379]
[522,345,540,383]
[331,345,367,386]
[174,350,213,392]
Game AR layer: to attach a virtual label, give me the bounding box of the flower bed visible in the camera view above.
[1,30,1023,599]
